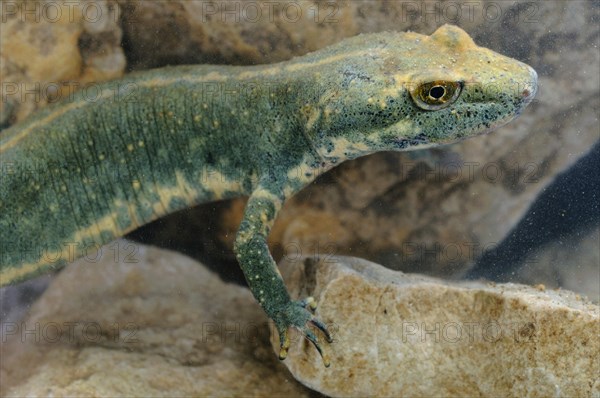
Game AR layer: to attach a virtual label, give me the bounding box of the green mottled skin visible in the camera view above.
[0,25,536,363]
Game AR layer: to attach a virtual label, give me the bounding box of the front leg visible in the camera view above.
[234,187,333,366]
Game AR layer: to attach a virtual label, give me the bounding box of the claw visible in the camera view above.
[299,296,317,311]
[278,330,291,360]
[275,298,332,367]
[309,317,333,343]
[302,326,331,367]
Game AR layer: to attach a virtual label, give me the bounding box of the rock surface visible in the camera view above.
[1,0,125,126]
[274,255,600,397]
[117,0,356,70]
[0,241,314,397]
[2,243,598,397]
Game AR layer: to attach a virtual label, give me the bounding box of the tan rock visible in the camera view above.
[117,0,358,70]
[273,255,600,397]
[0,241,313,397]
[1,0,125,125]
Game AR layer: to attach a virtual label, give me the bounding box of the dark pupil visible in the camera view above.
[429,85,445,99]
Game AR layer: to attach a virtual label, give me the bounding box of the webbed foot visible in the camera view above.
[275,297,333,367]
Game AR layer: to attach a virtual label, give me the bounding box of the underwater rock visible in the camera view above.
[273,255,600,397]
[1,0,125,125]
[117,0,356,70]
[0,241,312,397]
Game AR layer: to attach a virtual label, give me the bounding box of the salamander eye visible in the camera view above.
[410,81,463,110]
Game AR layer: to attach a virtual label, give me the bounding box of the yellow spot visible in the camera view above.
[213,120,220,128]
[98,154,105,161]
[193,115,201,122]
[252,188,283,209]
[138,140,144,147]
[127,144,134,152]
[320,137,370,159]
[132,180,141,190]
[305,107,321,132]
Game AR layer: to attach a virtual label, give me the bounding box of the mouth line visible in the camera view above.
[474,112,521,136]
[391,131,431,149]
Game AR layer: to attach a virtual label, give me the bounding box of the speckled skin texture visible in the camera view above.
[0,25,536,362]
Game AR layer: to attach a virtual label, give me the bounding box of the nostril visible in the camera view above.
[523,88,531,98]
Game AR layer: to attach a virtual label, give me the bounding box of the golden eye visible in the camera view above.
[410,81,462,110]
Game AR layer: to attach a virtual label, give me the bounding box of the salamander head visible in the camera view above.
[305,24,537,163]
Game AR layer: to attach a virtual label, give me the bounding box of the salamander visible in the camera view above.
[0,25,537,365]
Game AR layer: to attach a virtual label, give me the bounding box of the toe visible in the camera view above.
[278,329,291,360]
[309,317,333,343]
[302,326,331,367]
[299,296,317,311]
